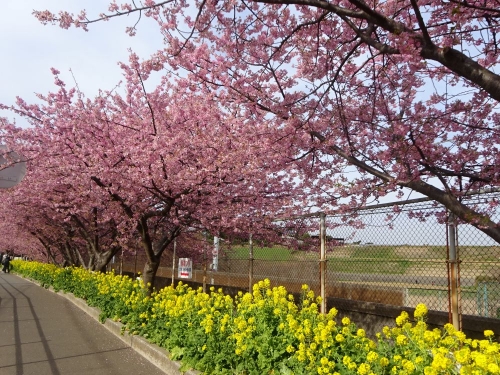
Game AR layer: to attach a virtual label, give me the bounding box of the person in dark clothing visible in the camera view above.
[2,253,11,273]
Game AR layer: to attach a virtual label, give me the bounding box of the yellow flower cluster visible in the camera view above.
[11,261,500,375]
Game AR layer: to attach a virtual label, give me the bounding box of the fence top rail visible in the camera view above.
[273,188,500,221]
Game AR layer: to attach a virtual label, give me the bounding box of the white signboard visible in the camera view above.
[178,258,192,279]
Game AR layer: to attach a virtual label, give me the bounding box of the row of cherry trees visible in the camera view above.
[0,57,298,289]
[31,0,500,239]
[2,0,500,287]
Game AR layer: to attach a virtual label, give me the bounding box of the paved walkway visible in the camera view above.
[0,273,166,375]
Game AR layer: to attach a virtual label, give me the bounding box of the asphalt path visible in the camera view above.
[0,273,166,375]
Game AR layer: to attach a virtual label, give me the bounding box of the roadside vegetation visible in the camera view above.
[12,259,500,374]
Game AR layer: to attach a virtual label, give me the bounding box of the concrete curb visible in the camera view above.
[21,277,199,375]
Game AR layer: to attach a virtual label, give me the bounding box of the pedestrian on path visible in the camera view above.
[1,252,11,273]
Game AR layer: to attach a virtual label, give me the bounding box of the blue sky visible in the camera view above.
[0,1,162,127]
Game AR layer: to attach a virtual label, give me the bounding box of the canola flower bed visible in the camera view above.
[11,260,500,375]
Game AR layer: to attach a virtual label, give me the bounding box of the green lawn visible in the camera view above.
[326,245,412,274]
[327,258,411,274]
[223,244,499,275]
[226,245,294,261]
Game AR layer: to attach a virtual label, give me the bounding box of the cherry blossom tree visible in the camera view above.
[0,185,75,265]
[1,59,294,289]
[0,132,127,270]
[34,0,500,243]
[0,204,46,261]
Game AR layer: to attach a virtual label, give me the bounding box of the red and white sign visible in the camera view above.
[178,258,192,279]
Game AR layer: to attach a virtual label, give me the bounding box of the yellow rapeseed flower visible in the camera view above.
[488,363,500,374]
[396,311,409,326]
[484,330,495,338]
[357,363,370,375]
[414,303,428,319]
[366,351,378,362]
[379,357,389,367]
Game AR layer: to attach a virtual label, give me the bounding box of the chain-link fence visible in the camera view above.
[114,192,500,326]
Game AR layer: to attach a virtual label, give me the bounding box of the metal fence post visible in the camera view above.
[447,212,461,330]
[133,249,138,278]
[320,213,327,314]
[482,286,486,316]
[249,233,254,293]
[119,248,123,276]
[213,236,219,272]
[203,231,207,293]
[171,238,176,287]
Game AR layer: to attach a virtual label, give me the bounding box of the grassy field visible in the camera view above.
[222,244,500,276]
[225,245,412,273]
[227,245,294,261]
[327,258,412,274]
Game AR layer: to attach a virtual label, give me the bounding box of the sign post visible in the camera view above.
[178,258,192,279]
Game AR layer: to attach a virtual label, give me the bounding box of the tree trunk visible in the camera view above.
[137,216,181,294]
[93,247,122,273]
[142,255,162,295]
[35,236,60,265]
[62,241,79,266]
